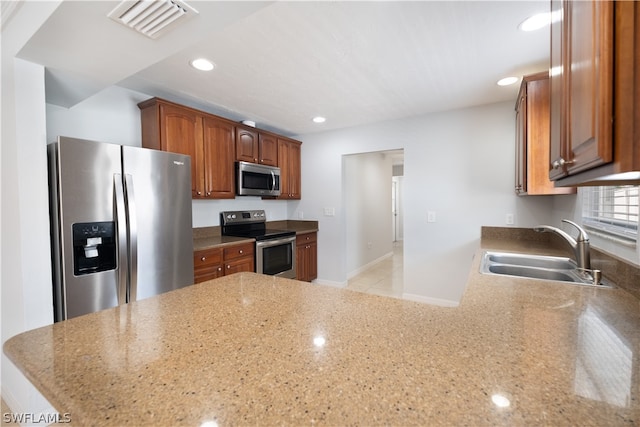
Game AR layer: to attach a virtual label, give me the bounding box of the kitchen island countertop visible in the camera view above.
[4,237,640,426]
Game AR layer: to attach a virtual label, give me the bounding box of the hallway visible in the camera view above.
[345,242,403,298]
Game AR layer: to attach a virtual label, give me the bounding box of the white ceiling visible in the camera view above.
[16,0,551,136]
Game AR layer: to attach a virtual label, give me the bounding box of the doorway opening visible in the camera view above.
[344,149,404,298]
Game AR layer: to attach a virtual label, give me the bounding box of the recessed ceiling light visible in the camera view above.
[312,116,326,124]
[190,58,215,71]
[519,10,561,32]
[497,77,519,86]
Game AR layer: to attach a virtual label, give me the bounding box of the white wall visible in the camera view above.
[1,1,63,415]
[297,101,561,304]
[344,152,393,276]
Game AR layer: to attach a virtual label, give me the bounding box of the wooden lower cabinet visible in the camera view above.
[222,242,255,276]
[296,232,317,282]
[193,247,223,283]
[193,241,255,284]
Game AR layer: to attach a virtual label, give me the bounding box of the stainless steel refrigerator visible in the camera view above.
[48,136,194,321]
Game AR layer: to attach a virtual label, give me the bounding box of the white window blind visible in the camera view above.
[582,186,639,243]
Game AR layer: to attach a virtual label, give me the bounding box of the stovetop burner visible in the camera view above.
[220,210,296,241]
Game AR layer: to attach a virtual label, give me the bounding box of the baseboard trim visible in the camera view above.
[402,292,459,307]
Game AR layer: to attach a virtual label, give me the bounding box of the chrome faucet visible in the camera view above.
[533,219,591,269]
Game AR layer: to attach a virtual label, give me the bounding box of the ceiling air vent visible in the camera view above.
[108,0,199,39]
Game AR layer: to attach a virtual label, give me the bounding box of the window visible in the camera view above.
[582,186,639,243]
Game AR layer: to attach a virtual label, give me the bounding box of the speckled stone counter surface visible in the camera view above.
[193,220,318,250]
[5,229,640,426]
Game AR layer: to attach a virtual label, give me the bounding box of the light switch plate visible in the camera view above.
[323,207,335,217]
[427,211,436,223]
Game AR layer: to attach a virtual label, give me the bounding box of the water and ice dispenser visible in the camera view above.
[72,222,116,275]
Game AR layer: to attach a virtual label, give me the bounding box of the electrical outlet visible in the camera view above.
[427,211,436,223]
[506,213,514,225]
[323,207,335,217]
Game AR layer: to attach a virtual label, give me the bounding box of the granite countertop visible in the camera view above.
[193,220,319,251]
[4,233,639,426]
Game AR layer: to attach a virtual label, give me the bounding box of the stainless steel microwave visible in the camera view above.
[236,161,281,196]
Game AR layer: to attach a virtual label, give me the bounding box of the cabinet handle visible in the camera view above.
[206,192,211,196]
[197,191,202,195]
[227,265,231,269]
[239,250,243,254]
[218,267,222,271]
[201,257,206,261]
[552,157,574,170]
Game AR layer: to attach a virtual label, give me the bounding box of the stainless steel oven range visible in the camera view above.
[220,210,296,279]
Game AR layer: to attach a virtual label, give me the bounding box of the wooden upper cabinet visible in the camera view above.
[550,0,640,185]
[202,117,235,199]
[236,126,259,163]
[139,100,203,197]
[140,97,307,198]
[236,126,278,166]
[564,0,614,175]
[278,138,302,199]
[138,98,235,199]
[258,133,278,166]
[515,86,526,193]
[516,72,575,196]
[549,0,566,181]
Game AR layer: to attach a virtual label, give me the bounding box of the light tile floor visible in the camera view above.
[345,242,403,299]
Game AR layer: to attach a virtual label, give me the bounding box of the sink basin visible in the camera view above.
[480,251,612,287]
[486,253,576,270]
[487,264,579,282]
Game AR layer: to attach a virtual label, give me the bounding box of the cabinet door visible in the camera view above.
[296,243,308,281]
[277,139,302,200]
[202,117,235,199]
[159,104,204,197]
[288,142,301,199]
[193,248,223,283]
[549,0,566,180]
[225,256,255,275]
[550,0,614,179]
[296,233,317,282]
[236,127,258,163]
[258,134,278,166]
[515,89,526,194]
[565,0,614,175]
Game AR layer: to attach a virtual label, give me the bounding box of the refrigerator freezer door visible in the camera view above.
[50,137,124,320]
[122,146,194,302]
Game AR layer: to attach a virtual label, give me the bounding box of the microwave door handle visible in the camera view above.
[270,170,276,192]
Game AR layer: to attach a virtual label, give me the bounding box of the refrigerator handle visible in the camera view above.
[113,174,128,305]
[124,174,138,303]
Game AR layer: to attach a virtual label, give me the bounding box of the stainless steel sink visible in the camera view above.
[486,253,576,270]
[480,251,612,287]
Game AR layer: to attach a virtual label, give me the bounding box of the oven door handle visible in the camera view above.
[255,235,296,249]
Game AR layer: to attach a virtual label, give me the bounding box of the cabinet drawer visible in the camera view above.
[296,232,317,246]
[194,248,223,269]
[223,242,254,261]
